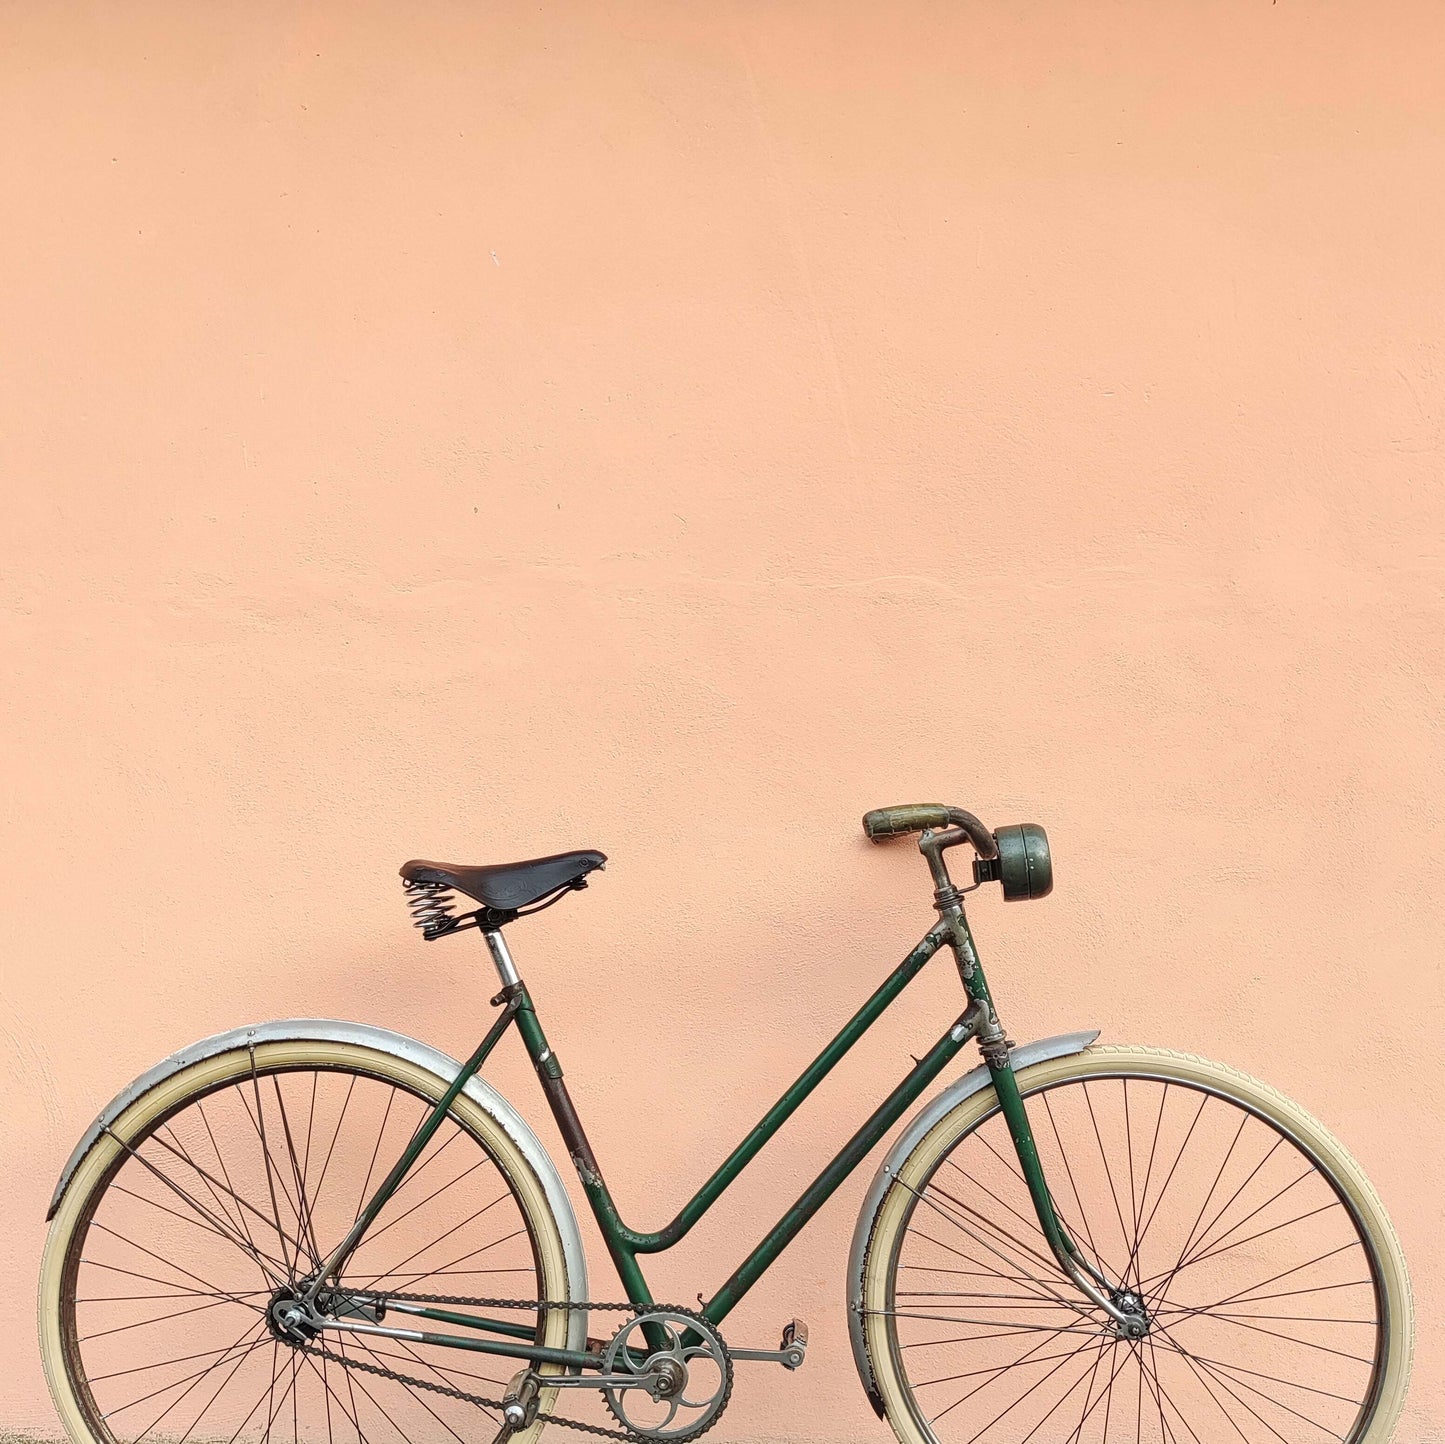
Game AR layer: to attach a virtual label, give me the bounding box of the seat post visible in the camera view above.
[482,928,521,988]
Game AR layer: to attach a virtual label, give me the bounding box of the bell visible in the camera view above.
[973,823,1053,900]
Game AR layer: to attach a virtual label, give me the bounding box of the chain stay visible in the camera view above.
[292,1296,720,1443]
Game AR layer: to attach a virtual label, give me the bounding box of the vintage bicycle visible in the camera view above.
[40,805,1413,1444]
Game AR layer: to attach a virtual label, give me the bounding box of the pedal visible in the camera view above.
[731,1318,808,1371]
[498,1369,540,1435]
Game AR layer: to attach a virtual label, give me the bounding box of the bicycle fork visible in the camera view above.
[924,836,1144,1338]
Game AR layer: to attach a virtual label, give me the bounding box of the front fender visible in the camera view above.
[846,1029,1100,1417]
[46,1018,590,1356]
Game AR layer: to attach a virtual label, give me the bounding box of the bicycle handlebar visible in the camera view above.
[861,804,999,860]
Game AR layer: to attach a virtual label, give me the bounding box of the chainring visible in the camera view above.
[599,1307,733,1443]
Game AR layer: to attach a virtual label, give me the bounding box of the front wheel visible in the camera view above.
[860,1045,1412,1444]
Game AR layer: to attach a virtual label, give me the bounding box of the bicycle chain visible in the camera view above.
[292,1294,726,1443]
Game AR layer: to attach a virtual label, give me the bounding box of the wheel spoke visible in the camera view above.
[331,1338,421,1444]
[347,1337,474,1444]
[919,1329,1094,1421]
[79,1291,263,1343]
[298,1347,365,1444]
[104,1316,267,1424]
[875,1307,1100,1334]
[1162,1305,1376,1366]
[247,1050,304,1280]
[1149,1201,1345,1304]
[107,1180,288,1281]
[176,1321,274,1444]
[84,1221,257,1307]
[925,1173,1072,1281]
[1164,1331,1295,1444]
[942,1333,1101,1434]
[347,1340,510,1392]
[1120,1079,1169,1291]
[905,1224,1069,1304]
[311,1074,358,1215]
[1131,1092,1211,1264]
[1153,1160,1311,1296]
[260,1347,303,1444]
[1159,1240,1359,1319]
[149,1113,310,1269]
[272,1075,324,1269]
[1082,1082,1135,1278]
[1042,1090,1116,1280]
[352,1089,399,1231]
[1155,1109,1253,1300]
[1033,1338,1131,1444]
[894,1175,1089,1315]
[1140,1335,1199,1444]
[1153,1331,1349,1439]
[350,1156,493,1255]
[163,1118,274,1282]
[351,1198,516,1291]
[100,1126,292,1287]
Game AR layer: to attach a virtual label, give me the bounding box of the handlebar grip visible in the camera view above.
[862,803,1000,859]
[862,804,953,840]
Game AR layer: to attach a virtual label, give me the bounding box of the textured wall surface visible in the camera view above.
[3,2,1443,1438]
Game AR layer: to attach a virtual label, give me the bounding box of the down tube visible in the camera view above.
[702,1001,983,1325]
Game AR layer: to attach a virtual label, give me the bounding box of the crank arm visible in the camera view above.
[538,1372,667,1391]
[732,1319,808,1370]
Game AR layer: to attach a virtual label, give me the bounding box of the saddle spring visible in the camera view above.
[402,879,460,939]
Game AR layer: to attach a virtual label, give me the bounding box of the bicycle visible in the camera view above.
[39,804,1413,1444]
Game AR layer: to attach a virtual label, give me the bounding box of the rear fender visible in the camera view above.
[46,1018,590,1355]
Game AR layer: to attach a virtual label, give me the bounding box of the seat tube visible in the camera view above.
[505,971,658,1312]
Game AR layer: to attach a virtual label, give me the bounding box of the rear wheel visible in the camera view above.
[40,1039,575,1444]
[862,1045,1412,1443]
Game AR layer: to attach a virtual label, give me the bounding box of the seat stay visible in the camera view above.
[302,992,524,1305]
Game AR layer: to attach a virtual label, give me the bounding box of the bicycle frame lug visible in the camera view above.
[975,1006,1012,1069]
[945,911,979,981]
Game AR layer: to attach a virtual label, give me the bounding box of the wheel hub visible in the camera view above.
[1109,1288,1150,1339]
[267,1288,319,1344]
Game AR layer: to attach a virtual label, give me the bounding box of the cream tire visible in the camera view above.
[860,1044,1413,1444]
[39,1038,577,1444]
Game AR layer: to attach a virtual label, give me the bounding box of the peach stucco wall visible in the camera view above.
[3,2,1443,1437]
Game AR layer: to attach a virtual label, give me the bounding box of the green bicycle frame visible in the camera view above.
[309,882,1094,1371]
